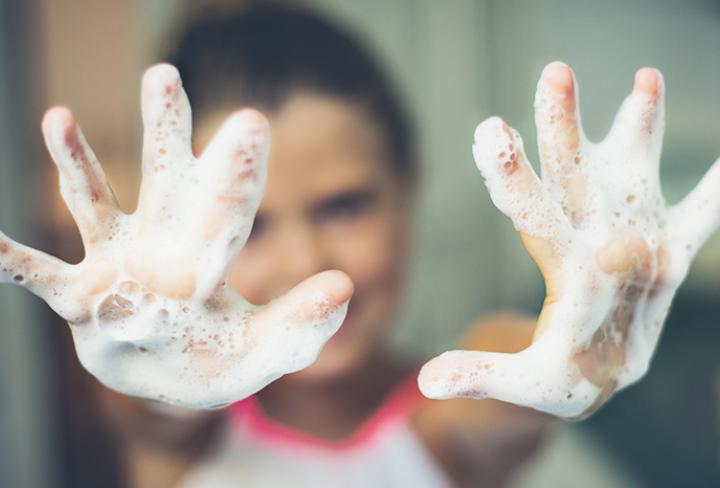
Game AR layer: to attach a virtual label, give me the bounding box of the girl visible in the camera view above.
[101,4,552,487]
[5,2,714,487]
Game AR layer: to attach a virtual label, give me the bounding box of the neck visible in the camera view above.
[257,349,415,440]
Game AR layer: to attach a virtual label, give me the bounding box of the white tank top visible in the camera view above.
[180,377,452,487]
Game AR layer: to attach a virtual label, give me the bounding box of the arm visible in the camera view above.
[414,314,554,487]
[419,62,720,419]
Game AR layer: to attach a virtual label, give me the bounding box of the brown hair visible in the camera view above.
[167,3,417,182]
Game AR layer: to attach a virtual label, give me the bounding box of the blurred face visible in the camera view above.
[195,93,414,383]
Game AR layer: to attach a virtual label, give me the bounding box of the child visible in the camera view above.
[5,3,716,487]
[107,5,551,487]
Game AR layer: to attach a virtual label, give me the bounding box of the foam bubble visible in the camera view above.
[0,64,351,409]
[420,63,720,418]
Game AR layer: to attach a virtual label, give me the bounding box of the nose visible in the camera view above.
[272,220,325,295]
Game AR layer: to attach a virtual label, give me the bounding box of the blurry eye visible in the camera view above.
[313,190,377,223]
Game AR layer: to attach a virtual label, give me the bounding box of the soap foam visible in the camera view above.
[419,63,720,418]
[0,64,350,409]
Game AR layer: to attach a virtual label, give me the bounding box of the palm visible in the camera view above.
[0,65,352,409]
[419,62,720,418]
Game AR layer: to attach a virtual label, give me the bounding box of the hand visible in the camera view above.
[418,62,720,418]
[0,64,353,409]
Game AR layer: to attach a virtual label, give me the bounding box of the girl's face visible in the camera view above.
[196,94,413,383]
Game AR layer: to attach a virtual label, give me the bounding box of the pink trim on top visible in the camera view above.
[227,374,424,457]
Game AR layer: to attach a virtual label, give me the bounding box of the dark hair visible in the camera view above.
[167,3,416,181]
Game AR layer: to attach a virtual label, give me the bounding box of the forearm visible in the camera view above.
[414,314,555,486]
[416,397,553,487]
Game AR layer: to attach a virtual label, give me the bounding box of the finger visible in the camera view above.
[198,109,270,246]
[136,64,194,234]
[143,272,353,407]
[605,67,665,162]
[245,270,353,354]
[417,346,597,418]
[0,230,70,302]
[140,63,193,173]
[667,156,720,252]
[535,61,584,182]
[534,62,596,228]
[473,116,572,245]
[41,107,120,245]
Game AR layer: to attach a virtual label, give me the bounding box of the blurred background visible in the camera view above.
[0,0,719,486]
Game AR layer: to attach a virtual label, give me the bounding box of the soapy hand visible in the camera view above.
[419,62,720,418]
[0,64,352,409]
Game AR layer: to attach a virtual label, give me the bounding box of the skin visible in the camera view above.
[192,93,550,483]
[198,94,413,384]
[100,63,719,488]
[419,62,720,419]
[0,66,355,410]
[7,61,718,485]
[99,91,548,488]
